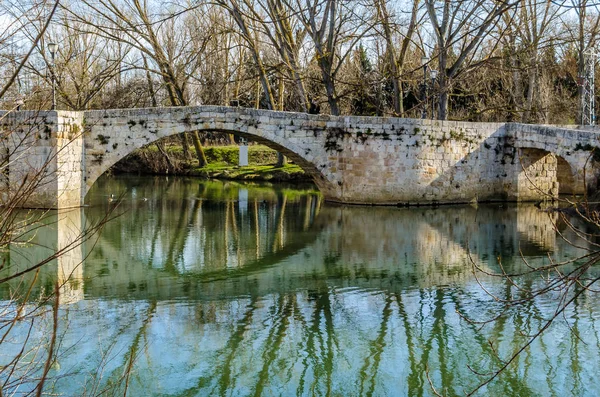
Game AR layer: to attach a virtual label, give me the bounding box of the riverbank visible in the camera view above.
[111,144,312,183]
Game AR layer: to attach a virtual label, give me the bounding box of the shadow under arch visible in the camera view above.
[208,128,327,182]
[517,147,578,197]
[556,155,576,194]
[114,128,322,176]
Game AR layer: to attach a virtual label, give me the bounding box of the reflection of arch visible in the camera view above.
[81,183,325,300]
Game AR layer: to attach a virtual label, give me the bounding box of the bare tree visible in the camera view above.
[373,0,421,116]
[27,16,128,110]
[217,0,277,110]
[65,0,209,164]
[0,0,59,101]
[285,0,375,115]
[562,0,600,122]
[424,0,517,120]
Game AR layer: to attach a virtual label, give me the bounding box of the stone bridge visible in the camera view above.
[2,106,600,208]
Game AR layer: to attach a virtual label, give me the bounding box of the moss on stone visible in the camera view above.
[96,134,109,145]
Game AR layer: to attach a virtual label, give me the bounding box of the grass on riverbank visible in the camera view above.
[192,163,306,181]
[113,144,311,182]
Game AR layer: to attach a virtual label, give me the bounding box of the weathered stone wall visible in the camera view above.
[84,107,515,204]
[0,111,84,208]
[322,119,509,204]
[3,107,600,208]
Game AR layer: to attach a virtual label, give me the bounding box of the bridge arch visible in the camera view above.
[514,147,578,198]
[83,107,338,199]
[509,123,600,197]
[507,123,600,197]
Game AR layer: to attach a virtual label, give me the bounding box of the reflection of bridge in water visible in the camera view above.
[1,208,84,304]
[2,181,597,396]
[2,179,324,303]
[2,179,570,303]
[86,202,565,301]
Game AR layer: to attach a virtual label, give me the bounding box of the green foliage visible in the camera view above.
[195,163,307,182]
[135,144,280,166]
[349,44,380,116]
[112,144,306,182]
[201,145,280,165]
[575,143,600,162]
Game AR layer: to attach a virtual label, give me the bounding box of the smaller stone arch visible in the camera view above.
[509,123,600,198]
[513,147,579,200]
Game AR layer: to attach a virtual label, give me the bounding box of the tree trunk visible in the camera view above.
[510,44,522,122]
[320,62,339,116]
[270,0,309,111]
[396,0,421,117]
[438,89,449,121]
[230,5,276,109]
[523,67,536,123]
[277,75,287,166]
[191,131,208,167]
[223,34,231,106]
[142,55,158,107]
[155,140,175,171]
[375,0,401,115]
[134,0,200,163]
[437,52,449,120]
[180,134,192,160]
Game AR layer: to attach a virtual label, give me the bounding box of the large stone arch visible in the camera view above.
[83,107,339,199]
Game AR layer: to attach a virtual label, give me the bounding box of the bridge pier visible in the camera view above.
[0,111,84,208]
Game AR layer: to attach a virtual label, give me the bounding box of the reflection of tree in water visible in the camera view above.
[102,283,599,396]
[83,177,323,296]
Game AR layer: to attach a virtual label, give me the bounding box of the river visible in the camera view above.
[1,175,599,396]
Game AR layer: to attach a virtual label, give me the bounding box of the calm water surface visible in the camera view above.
[2,175,600,396]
